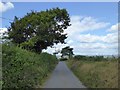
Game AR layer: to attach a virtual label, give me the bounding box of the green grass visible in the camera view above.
[2,44,58,88]
[66,59,118,88]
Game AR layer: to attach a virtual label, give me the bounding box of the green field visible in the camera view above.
[66,58,118,88]
[2,44,58,88]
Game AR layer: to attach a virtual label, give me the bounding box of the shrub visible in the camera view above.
[73,55,111,61]
[59,58,68,61]
[74,55,86,60]
[2,44,58,88]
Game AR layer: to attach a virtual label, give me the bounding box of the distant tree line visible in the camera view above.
[73,55,118,61]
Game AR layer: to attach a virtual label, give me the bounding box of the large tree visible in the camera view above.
[8,8,71,53]
[61,46,74,59]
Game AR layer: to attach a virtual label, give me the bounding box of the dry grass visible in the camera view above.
[66,59,118,88]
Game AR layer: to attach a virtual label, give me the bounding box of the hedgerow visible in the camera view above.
[2,44,58,88]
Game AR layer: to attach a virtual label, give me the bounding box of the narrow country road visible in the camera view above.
[43,61,87,88]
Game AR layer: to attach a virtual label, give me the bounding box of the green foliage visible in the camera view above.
[61,46,74,58]
[74,55,87,60]
[73,55,115,61]
[8,8,71,53]
[59,58,68,61]
[2,44,58,88]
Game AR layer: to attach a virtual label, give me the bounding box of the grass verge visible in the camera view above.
[66,59,118,88]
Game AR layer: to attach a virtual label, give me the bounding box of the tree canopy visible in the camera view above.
[8,8,71,53]
[61,46,74,58]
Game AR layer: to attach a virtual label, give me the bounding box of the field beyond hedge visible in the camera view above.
[66,58,118,88]
[2,44,58,88]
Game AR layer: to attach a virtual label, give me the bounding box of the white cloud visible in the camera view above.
[74,48,118,56]
[0,18,2,27]
[0,28,8,44]
[64,16,110,36]
[77,32,118,43]
[72,42,118,55]
[107,23,120,32]
[43,16,118,56]
[75,43,118,49]
[77,34,100,43]
[0,28,8,38]
[64,16,118,44]
[101,32,118,43]
[0,2,14,12]
[67,40,73,44]
[42,43,69,54]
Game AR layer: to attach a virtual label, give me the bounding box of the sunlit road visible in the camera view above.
[43,61,87,88]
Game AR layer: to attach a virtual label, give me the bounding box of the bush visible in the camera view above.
[59,58,68,61]
[74,55,109,61]
[2,44,58,88]
[74,55,87,60]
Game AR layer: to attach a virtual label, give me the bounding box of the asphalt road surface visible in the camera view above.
[43,61,87,88]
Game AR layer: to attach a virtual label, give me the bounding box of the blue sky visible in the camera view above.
[2,2,118,28]
[1,2,118,56]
